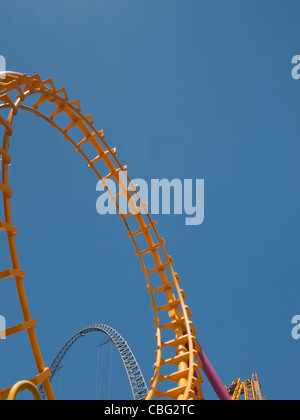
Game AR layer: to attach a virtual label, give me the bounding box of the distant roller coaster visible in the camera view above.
[39,325,148,401]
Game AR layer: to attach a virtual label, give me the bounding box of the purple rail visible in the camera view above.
[198,346,232,401]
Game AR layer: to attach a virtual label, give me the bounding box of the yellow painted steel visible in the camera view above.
[227,374,264,401]
[0,369,51,400]
[0,72,204,400]
[8,381,42,401]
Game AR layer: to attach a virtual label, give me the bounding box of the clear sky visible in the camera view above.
[0,0,300,400]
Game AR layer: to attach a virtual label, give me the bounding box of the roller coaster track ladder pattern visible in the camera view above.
[39,324,148,400]
[0,72,204,400]
[226,374,264,401]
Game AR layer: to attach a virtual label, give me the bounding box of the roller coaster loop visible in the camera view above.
[0,72,231,400]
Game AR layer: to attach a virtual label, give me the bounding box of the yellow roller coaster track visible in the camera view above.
[0,72,204,401]
[227,374,264,401]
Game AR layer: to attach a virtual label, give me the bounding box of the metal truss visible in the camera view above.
[39,324,148,400]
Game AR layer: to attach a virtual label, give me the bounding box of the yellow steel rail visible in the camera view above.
[8,381,42,401]
[0,72,204,400]
[226,374,264,401]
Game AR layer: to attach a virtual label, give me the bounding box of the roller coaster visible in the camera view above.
[0,71,263,400]
[226,374,265,401]
[39,324,149,401]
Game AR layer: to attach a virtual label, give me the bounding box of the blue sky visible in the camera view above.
[0,0,300,400]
